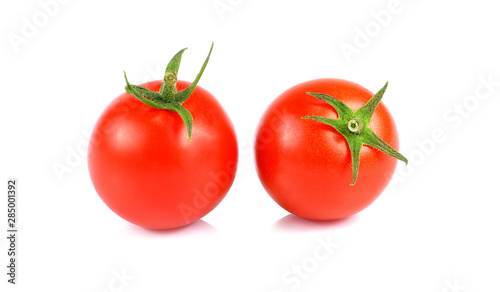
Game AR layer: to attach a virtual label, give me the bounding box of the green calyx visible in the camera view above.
[123,42,214,141]
[302,82,408,186]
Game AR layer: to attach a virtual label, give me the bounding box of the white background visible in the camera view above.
[1,0,499,291]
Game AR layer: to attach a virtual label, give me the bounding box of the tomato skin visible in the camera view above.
[255,79,399,220]
[88,80,238,229]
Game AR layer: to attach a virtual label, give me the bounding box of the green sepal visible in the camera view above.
[124,72,165,109]
[175,42,214,103]
[163,102,193,142]
[356,82,388,125]
[306,92,354,120]
[346,137,362,186]
[361,128,408,165]
[166,48,187,74]
[303,82,408,186]
[301,116,351,137]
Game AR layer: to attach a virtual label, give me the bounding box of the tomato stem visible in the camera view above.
[302,82,408,186]
[164,72,177,84]
[347,118,364,134]
[157,71,177,102]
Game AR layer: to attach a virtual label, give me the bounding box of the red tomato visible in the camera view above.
[255,78,405,220]
[88,80,238,229]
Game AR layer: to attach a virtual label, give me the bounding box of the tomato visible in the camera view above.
[88,44,238,229]
[255,78,407,220]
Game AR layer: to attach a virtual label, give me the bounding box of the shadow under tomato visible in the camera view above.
[125,219,218,236]
[273,213,359,232]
